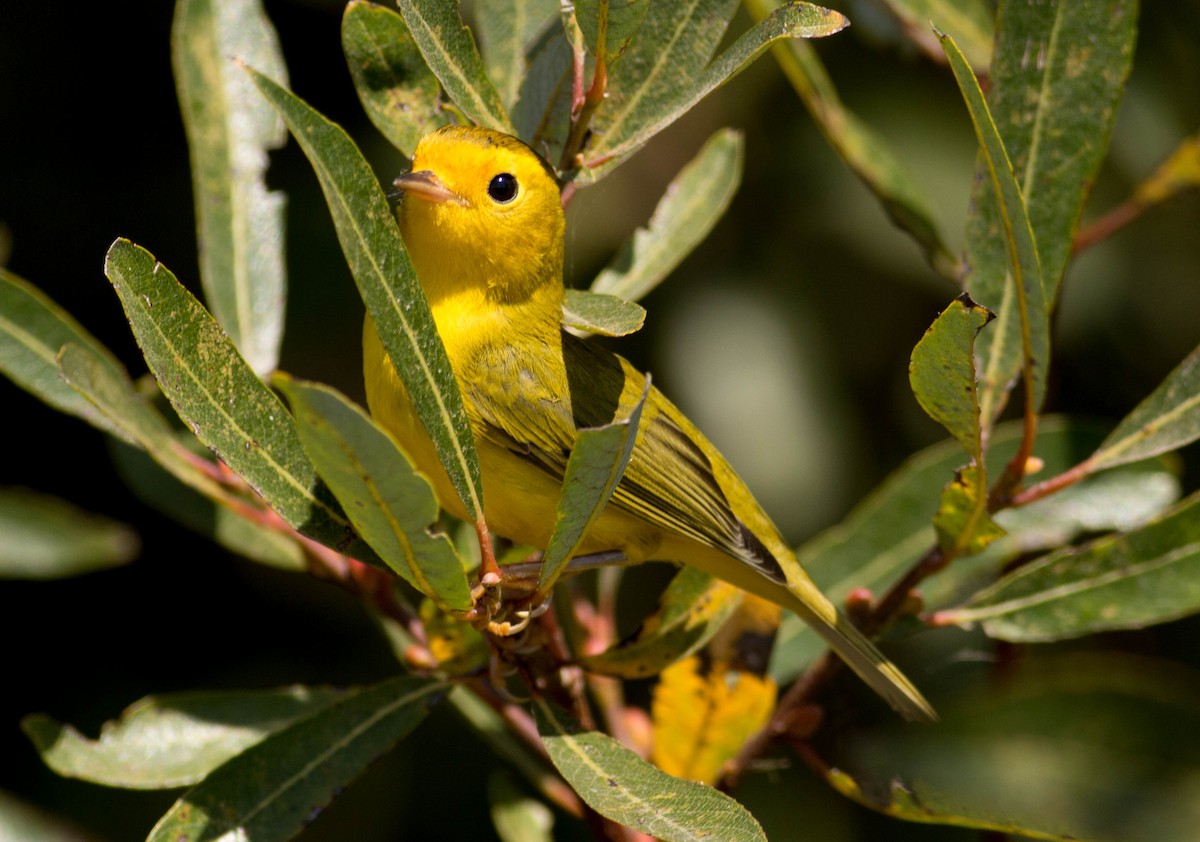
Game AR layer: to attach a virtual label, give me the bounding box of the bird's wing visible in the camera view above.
[461,333,784,581]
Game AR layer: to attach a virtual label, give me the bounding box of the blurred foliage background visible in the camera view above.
[2,0,1198,839]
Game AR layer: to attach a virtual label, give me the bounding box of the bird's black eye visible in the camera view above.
[487,173,519,203]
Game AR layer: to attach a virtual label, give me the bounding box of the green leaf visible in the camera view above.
[877,0,993,70]
[510,17,575,150]
[963,1,1137,425]
[576,0,649,60]
[274,374,472,613]
[0,488,137,579]
[538,378,648,591]
[747,0,958,278]
[839,653,1200,841]
[579,567,745,678]
[22,686,344,789]
[591,128,743,302]
[172,0,287,376]
[770,417,1114,681]
[588,1,847,171]
[0,269,129,439]
[534,698,766,842]
[931,464,1005,556]
[474,0,559,112]
[148,677,444,842]
[561,290,645,337]
[909,293,994,461]
[103,239,373,560]
[393,0,515,132]
[342,1,449,158]
[246,68,484,524]
[488,771,554,842]
[940,29,1049,426]
[941,492,1200,642]
[1132,132,1200,207]
[0,791,94,842]
[1087,343,1200,470]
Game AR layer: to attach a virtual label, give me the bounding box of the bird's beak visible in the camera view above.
[392,170,467,206]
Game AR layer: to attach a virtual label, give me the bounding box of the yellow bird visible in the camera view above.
[364,125,935,722]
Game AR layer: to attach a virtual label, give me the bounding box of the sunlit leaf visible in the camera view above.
[0,269,129,440]
[580,567,745,678]
[0,488,137,579]
[746,0,958,277]
[591,128,743,303]
[22,687,344,789]
[1133,132,1200,207]
[394,0,515,132]
[0,791,94,842]
[561,290,645,337]
[275,374,472,612]
[247,68,485,525]
[342,0,450,157]
[932,464,1005,556]
[534,698,766,841]
[488,771,554,842]
[148,677,444,842]
[172,0,287,376]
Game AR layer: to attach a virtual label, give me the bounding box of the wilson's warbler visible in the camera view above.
[364,125,935,722]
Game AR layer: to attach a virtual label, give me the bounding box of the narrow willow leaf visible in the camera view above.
[538,379,648,590]
[274,374,472,613]
[474,0,559,112]
[941,30,1049,424]
[148,678,444,842]
[488,771,555,842]
[942,493,1200,642]
[1087,343,1200,470]
[342,1,449,157]
[561,290,645,337]
[591,128,743,302]
[104,239,372,559]
[576,0,649,60]
[172,0,287,376]
[840,653,1200,841]
[394,0,515,132]
[963,1,1136,425]
[534,698,766,842]
[878,0,993,70]
[589,1,847,170]
[932,464,1005,556]
[770,417,1106,681]
[580,567,744,678]
[22,686,344,789]
[651,655,774,786]
[247,68,484,523]
[0,269,129,439]
[909,293,994,460]
[510,17,575,150]
[746,0,958,277]
[0,791,91,842]
[0,488,138,579]
[1133,132,1200,207]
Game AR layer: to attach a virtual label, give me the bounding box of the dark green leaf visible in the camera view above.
[342,1,449,157]
[510,17,575,151]
[589,1,846,171]
[1088,343,1200,470]
[534,698,766,841]
[963,1,1136,425]
[247,68,484,524]
[0,488,138,579]
[591,128,743,302]
[274,374,472,612]
[488,770,554,842]
[538,378,648,590]
[576,0,649,60]
[748,0,958,277]
[394,0,515,132]
[0,269,129,439]
[941,492,1200,642]
[580,567,744,678]
[561,290,646,337]
[148,677,444,842]
[103,239,372,559]
[172,0,287,376]
[22,686,344,789]
[474,0,559,112]
[940,29,1049,426]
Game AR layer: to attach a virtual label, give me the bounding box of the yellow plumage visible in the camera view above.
[363,125,935,722]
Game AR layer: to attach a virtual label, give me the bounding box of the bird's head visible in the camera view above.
[394,126,565,306]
